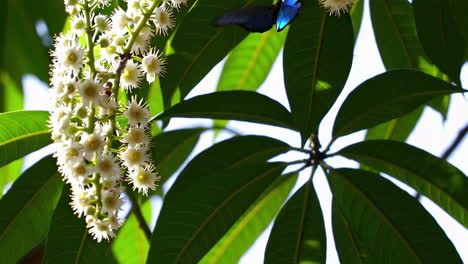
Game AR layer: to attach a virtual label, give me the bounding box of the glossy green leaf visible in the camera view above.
[217,28,287,92]
[339,140,468,228]
[0,111,52,167]
[44,189,116,264]
[148,162,287,263]
[284,1,354,144]
[329,168,462,263]
[112,202,151,264]
[156,91,296,130]
[200,172,298,264]
[151,128,204,183]
[0,156,63,264]
[350,0,364,37]
[332,70,463,138]
[265,182,326,264]
[3,0,66,86]
[365,106,423,141]
[147,135,290,263]
[160,0,272,108]
[413,0,465,83]
[448,0,468,60]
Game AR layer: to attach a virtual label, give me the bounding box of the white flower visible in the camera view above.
[123,124,150,146]
[88,219,115,242]
[152,6,174,35]
[101,190,124,214]
[52,78,77,100]
[123,96,151,125]
[56,139,84,166]
[78,78,102,105]
[70,186,95,217]
[80,129,106,159]
[119,144,150,170]
[126,0,146,20]
[320,0,354,15]
[96,151,121,178]
[94,15,110,32]
[142,48,166,82]
[131,26,153,54]
[169,0,187,9]
[121,61,142,91]
[127,163,160,195]
[71,13,87,34]
[62,161,93,186]
[111,8,130,34]
[54,45,85,73]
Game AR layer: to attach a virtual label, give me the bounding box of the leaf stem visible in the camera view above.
[123,0,161,53]
[441,122,468,160]
[83,0,97,76]
[126,187,152,241]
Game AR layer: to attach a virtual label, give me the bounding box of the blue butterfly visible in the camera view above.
[215,0,302,33]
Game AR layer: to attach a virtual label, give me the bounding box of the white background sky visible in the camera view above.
[23,0,467,262]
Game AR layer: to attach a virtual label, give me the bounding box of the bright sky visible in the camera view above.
[22,0,467,262]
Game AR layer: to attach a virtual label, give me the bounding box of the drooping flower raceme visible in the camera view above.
[49,0,182,242]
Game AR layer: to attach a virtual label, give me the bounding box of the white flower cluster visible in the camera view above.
[49,0,186,242]
[320,0,355,15]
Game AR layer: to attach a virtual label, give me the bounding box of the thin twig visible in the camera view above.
[441,122,468,160]
[126,188,152,241]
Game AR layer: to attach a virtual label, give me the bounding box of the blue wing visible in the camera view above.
[276,0,302,32]
[215,5,277,33]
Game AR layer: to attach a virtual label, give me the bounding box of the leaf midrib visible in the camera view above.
[174,163,285,262]
[333,170,424,263]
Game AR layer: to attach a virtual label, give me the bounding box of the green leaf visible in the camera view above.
[148,162,287,263]
[44,189,116,264]
[448,0,468,60]
[217,28,287,92]
[413,0,465,83]
[200,172,298,264]
[147,135,290,263]
[0,111,52,167]
[156,91,296,130]
[332,70,463,138]
[151,128,204,183]
[339,140,468,228]
[284,1,354,144]
[160,0,272,108]
[0,155,63,264]
[365,106,423,141]
[329,168,462,263]
[112,202,151,264]
[265,181,326,264]
[350,0,364,37]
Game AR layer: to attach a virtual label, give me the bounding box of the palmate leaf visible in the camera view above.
[44,189,116,264]
[448,0,468,60]
[265,181,326,264]
[283,0,354,145]
[0,156,63,264]
[329,168,462,263]
[332,70,464,138]
[413,0,465,84]
[159,0,272,109]
[147,135,291,263]
[217,28,287,92]
[155,91,296,130]
[339,140,468,228]
[200,172,298,264]
[0,111,52,167]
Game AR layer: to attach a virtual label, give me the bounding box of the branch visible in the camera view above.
[441,122,468,160]
[126,188,152,241]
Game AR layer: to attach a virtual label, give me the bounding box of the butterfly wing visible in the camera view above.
[215,5,277,33]
[276,0,302,32]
